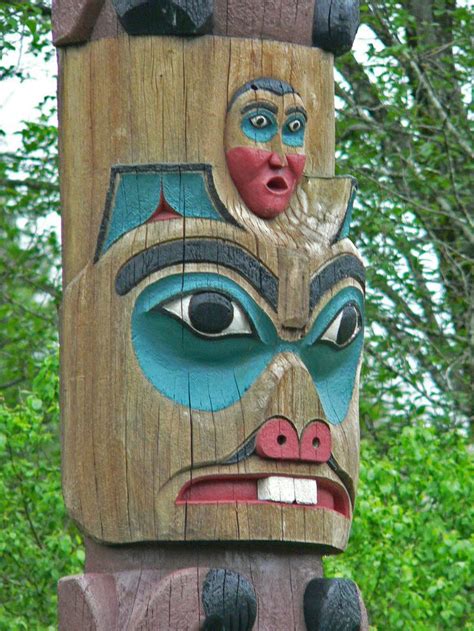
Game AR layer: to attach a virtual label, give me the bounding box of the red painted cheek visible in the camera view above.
[226,147,306,219]
[287,154,306,179]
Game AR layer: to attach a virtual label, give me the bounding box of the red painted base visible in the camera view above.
[58,539,368,630]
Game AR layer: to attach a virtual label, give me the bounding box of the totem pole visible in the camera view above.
[53,1,368,628]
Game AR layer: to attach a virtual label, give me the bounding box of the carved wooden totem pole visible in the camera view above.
[54,0,368,628]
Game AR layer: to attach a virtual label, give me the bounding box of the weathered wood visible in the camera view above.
[52,0,105,45]
[58,37,335,284]
[58,543,369,629]
[55,1,368,628]
[53,0,360,54]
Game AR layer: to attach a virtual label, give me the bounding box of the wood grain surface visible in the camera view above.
[53,0,359,54]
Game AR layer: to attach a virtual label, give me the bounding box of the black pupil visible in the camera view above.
[188,292,234,335]
[337,305,359,346]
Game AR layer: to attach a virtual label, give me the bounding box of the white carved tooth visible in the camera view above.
[257,476,295,503]
[294,479,317,505]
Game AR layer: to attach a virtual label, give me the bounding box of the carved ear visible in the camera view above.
[301,176,357,244]
[304,578,363,631]
[202,569,257,631]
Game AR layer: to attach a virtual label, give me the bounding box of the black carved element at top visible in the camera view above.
[111,0,360,55]
[112,0,213,36]
[202,568,257,631]
[312,0,360,56]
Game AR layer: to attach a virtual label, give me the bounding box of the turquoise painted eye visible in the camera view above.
[319,302,362,349]
[282,115,306,147]
[241,109,278,143]
[161,291,253,338]
[131,273,278,412]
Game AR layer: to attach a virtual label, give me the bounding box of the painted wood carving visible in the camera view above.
[55,1,368,629]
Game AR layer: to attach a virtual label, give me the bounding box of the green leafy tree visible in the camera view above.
[326,427,473,629]
[335,1,473,433]
[1,0,60,402]
[0,3,82,628]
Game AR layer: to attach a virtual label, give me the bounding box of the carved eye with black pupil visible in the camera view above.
[189,293,233,334]
[319,303,362,349]
[250,114,270,128]
[160,291,253,338]
[288,119,302,132]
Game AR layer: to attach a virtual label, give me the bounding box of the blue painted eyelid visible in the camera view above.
[241,109,278,143]
[282,114,306,148]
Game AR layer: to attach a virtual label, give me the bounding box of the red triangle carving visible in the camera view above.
[147,188,182,222]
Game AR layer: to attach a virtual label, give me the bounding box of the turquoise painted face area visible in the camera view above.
[241,108,278,143]
[131,275,364,423]
[282,114,306,148]
[240,108,306,148]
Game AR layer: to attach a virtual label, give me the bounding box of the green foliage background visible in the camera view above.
[0,1,472,629]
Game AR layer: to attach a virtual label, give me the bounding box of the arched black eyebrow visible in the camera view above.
[309,255,365,311]
[240,101,278,115]
[115,239,279,311]
[284,106,307,120]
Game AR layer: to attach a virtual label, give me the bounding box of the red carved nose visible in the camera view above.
[255,418,331,463]
[300,421,331,463]
[255,418,299,460]
[268,151,287,168]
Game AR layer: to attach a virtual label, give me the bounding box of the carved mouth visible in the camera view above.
[266,176,289,193]
[176,474,350,518]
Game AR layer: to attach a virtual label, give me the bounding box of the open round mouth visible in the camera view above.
[176,474,350,519]
[266,176,289,193]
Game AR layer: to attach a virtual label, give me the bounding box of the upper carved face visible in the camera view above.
[225,79,307,219]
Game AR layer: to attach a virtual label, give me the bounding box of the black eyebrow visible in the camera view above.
[115,239,278,311]
[309,255,365,311]
[284,106,307,120]
[240,101,278,115]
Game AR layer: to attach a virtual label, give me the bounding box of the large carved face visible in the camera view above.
[60,42,363,553]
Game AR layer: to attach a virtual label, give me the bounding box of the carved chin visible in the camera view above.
[243,182,295,219]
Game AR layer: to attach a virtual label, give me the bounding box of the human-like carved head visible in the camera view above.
[225,79,307,219]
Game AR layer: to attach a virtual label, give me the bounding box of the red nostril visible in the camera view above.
[256,417,299,460]
[300,422,331,463]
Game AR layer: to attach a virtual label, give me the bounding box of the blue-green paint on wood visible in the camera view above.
[102,171,225,253]
[131,274,364,424]
[336,185,356,241]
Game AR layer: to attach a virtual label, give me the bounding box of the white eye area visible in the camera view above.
[288,119,302,132]
[319,303,362,348]
[160,291,253,338]
[250,114,270,128]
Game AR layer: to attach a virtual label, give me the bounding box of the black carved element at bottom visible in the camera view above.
[202,569,257,631]
[304,578,361,631]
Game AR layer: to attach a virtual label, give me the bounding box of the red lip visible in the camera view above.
[176,474,350,519]
[266,176,290,193]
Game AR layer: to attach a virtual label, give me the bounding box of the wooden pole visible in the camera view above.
[54,1,368,628]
